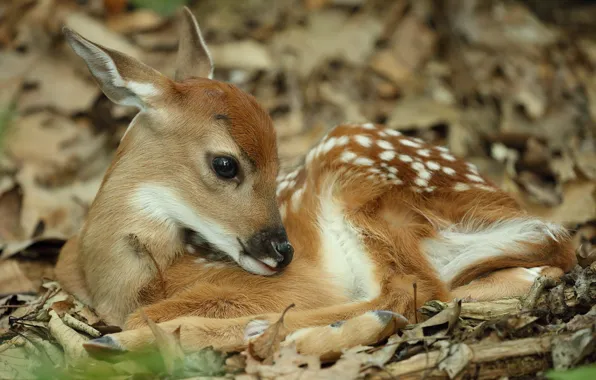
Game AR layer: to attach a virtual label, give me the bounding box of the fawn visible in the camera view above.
[55,8,576,357]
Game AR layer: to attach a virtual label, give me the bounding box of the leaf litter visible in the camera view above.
[0,0,596,378]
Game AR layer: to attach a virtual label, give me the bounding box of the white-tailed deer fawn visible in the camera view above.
[55,7,577,358]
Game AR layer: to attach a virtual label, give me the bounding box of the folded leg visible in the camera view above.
[85,301,408,357]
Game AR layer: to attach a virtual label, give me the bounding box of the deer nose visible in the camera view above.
[244,226,294,271]
[271,239,293,268]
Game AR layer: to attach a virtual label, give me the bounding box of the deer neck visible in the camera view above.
[78,116,185,325]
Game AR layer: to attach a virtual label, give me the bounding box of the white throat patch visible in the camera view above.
[131,184,241,260]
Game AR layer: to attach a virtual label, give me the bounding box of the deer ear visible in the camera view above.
[63,27,165,110]
[174,7,214,81]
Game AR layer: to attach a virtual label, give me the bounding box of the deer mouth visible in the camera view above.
[238,252,279,275]
[182,228,280,276]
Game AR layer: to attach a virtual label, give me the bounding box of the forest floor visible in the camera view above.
[1,0,596,378]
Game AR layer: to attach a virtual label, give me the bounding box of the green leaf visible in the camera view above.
[183,347,226,377]
[546,365,596,380]
[129,0,190,16]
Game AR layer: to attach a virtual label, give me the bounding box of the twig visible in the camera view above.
[61,314,101,338]
[413,282,418,324]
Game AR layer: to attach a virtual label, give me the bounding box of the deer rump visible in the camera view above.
[54,7,577,360]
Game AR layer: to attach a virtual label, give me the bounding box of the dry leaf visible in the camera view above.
[247,303,294,364]
[48,309,89,363]
[18,55,99,114]
[369,14,436,86]
[0,185,23,241]
[552,327,596,370]
[435,341,473,379]
[0,260,35,294]
[270,10,383,77]
[106,9,165,34]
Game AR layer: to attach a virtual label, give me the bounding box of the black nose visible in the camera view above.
[244,226,294,270]
[271,239,293,268]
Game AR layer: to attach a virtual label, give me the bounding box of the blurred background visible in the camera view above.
[0,0,595,294]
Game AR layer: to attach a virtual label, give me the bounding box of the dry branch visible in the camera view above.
[370,335,555,379]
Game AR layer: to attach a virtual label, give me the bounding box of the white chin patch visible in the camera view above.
[238,254,277,276]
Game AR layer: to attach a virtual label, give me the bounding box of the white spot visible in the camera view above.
[387,173,398,180]
[437,146,450,153]
[354,135,373,148]
[422,219,567,284]
[340,151,358,162]
[414,177,428,187]
[384,129,401,136]
[186,244,196,254]
[418,170,432,180]
[320,137,338,154]
[425,186,436,192]
[388,167,398,174]
[336,135,350,146]
[378,131,388,137]
[475,184,497,192]
[441,153,456,161]
[379,151,396,161]
[391,179,404,186]
[318,185,381,301]
[368,168,382,174]
[353,157,375,166]
[377,140,394,150]
[278,180,289,192]
[454,183,471,191]
[399,139,421,148]
[412,137,425,144]
[427,161,441,170]
[194,257,206,264]
[417,149,431,157]
[466,162,479,173]
[411,162,426,171]
[467,174,484,183]
[362,123,376,130]
[442,167,456,176]
[399,154,413,163]
[286,169,300,180]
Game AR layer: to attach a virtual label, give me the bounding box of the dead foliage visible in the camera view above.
[1,0,596,378]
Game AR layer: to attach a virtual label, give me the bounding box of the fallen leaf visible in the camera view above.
[369,14,436,86]
[552,327,596,370]
[0,184,23,241]
[0,260,35,294]
[270,9,383,77]
[48,309,89,363]
[247,303,294,364]
[18,55,99,114]
[106,9,165,34]
[436,341,473,379]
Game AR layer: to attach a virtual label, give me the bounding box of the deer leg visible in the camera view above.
[85,299,409,358]
[451,265,564,301]
[124,283,285,329]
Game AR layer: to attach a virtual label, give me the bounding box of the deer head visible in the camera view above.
[63,7,293,276]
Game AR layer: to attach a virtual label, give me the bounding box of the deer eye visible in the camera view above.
[212,156,238,179]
